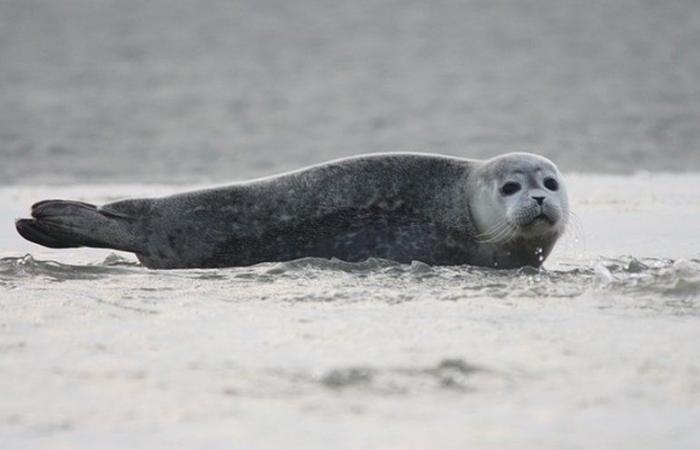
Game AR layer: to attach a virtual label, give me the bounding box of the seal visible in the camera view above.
[15,152,568,269]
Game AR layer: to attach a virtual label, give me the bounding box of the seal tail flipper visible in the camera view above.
[15,199,140,252]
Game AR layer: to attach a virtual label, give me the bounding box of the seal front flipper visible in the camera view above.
[15,199,141,252]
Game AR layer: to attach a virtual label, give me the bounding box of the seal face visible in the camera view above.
[467,152,569,267]
[15,152,568,269]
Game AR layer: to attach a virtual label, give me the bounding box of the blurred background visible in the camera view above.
[1,0,699,184]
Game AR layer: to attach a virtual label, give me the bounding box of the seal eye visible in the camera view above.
[500,182,521,196]
[544,177,559,191]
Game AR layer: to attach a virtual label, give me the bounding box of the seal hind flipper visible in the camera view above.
[15,218,88,248]
[16,200,140,252]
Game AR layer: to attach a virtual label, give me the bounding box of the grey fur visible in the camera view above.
[15,152,568,269]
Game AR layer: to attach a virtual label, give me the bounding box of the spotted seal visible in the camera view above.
[15,152,568,269]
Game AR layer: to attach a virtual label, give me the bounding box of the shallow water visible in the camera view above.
[1,175,700,449]
[1,0,700,185]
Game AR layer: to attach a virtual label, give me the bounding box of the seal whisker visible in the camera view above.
[479,228,509,244]
[499,223,519,244]
[501,223,519,244]
[561,210,586,253]
[474,220,510,242]
[474,225,505,240]
[563,211,584,239]
[477,222,516,244]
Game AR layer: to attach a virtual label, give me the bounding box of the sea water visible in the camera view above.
[1,174,699,450]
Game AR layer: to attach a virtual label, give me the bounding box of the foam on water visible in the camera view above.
[2,252,698,305]
[5,253,697,331]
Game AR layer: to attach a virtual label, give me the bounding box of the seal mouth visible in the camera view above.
[527,214,556,226]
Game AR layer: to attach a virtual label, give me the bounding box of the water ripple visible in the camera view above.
[219,359,492,398]
[0,254,140,281]
[0,254,698,302]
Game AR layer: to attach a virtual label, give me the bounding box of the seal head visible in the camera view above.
[467,152,569,267]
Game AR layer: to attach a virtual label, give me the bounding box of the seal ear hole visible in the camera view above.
[544,178,559,191]
[500,182,521,196]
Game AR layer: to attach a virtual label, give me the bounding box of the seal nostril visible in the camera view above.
[532,196,545,205]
